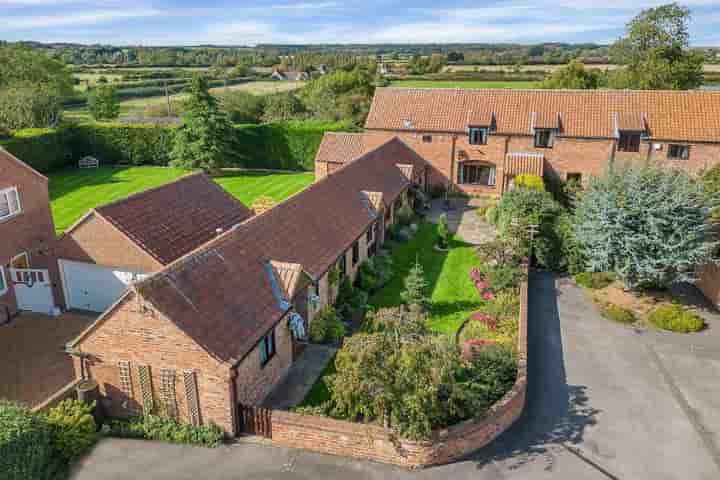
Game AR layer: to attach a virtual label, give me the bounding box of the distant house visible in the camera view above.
[0,148,63,316]
[56,173,253,313]
[271,70,310,81]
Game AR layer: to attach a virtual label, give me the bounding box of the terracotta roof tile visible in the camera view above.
[366,88,720,142]
[96,173,253,266]
[134,138,426,363]
[314,132,393,165]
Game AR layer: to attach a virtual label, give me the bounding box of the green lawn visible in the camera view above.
[369,223,483,334]
[300,223,483,408]
[49,166,314,234]
[389,80,537,89]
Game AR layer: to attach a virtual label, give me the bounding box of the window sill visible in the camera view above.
[0,212,22,224]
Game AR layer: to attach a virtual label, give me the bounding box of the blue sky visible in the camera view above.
[1,1,720,46]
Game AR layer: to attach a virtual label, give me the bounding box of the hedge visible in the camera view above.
[0,401,57,480]
[2,120,354,173]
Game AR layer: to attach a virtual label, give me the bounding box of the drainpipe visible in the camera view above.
[446,134,457,209]
[66,346,90,380]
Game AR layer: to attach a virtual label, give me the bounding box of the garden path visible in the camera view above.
[261,344,337,410]
[427,197,495,245]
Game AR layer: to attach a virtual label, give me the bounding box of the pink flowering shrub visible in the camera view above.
[461,338,496,361]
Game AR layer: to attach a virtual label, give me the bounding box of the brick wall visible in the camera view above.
[0,151,64,312]
[56,212,162,273]
[74,291,236,434]
[352,129,720,197]
[270,265,530,468]
[697,263,720,308]
[234,320,293,407]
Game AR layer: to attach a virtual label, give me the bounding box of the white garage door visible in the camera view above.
[59,260,148,312]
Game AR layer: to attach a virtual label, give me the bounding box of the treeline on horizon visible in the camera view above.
[4,40,719,67]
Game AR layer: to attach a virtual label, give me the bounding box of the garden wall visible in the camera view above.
[1,120,353,173]
[270,264,530,468]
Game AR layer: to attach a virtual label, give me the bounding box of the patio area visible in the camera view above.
[0,311,95,408]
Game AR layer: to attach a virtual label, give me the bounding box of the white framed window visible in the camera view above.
[0,267,7,296]
[534,129,555,149]
[469,127,488,145]
[0,187,21,221]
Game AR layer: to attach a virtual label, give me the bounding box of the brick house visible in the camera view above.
[66,138,428,434]
[56,173,252,313]
[316,88,720,196]
[0,148,63,318]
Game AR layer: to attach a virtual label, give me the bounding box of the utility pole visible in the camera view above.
[164,80,171,117]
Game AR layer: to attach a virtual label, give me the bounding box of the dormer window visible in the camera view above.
[0,187,21,221]
[618,132,641,152]
[469,127,488,145]
[534,129,554,149]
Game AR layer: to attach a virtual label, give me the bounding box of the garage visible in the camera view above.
[59,260,147,312]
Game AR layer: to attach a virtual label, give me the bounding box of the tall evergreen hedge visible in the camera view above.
[1,120,353,173]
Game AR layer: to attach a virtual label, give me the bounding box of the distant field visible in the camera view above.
[443,63,720,73]
[389,80,538,89]
[49,167,314,233]
[64,81,305,122]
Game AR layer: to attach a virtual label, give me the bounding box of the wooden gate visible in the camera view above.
[237,404,272,438]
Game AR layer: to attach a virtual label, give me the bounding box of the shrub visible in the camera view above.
[429,183,446,199]
[514,173,545,191]
[484,291,521,321]
[461,338,496,361]
[648,304,705,333]
[0,401,56,480]
[401,259,428,309]
[335,277,368,318]
[494,188,564,270]
[601,303,636,324]
[574,271,616,289]
[102,415,224,447]
[478,264,524,292]
[396,204,414,226]
[574,166,718,290]
[437,213,450,248]
[484,205,499,225]
[45,399,97,462]
[357,255,393,293]
[309,306,345,344]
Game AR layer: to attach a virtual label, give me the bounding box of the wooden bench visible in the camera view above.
[78,156,99,169]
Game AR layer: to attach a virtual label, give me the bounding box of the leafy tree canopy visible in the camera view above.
[574,166,718,289]
[0,44,73,97]
[540,59,605,89]
[88,85,120,120]
[300,69,374,125]
[171,76,236,171]
[608,3,704,90]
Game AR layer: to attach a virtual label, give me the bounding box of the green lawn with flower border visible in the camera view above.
[368,222,484,335]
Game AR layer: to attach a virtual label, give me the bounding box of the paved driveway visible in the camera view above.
[0,311,94,408]
[72,273,720,480]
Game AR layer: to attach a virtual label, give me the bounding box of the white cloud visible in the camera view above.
[4,8,160,29]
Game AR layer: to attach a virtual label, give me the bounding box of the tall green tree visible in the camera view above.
[574,166,718,289]
[609,3,704,90]
[171,76,235,171]
[300,69,374,124]
[0,44,72,129]
[88,85,120,120]
[540,59,604,89]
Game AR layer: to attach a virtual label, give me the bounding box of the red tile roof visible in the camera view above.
[95,173,253,266]
[314,132,392,165]
[133,138,426,363]
[365,88,720,142]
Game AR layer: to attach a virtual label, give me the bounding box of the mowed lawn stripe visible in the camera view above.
[49,167,314,234]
